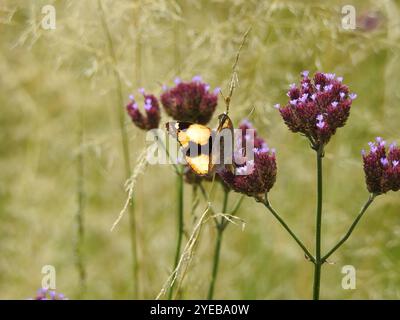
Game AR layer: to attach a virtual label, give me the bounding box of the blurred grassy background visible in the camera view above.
[1,0,400,299]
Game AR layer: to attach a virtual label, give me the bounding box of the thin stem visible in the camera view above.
[262,197,315,263]
[74,109,86,298]
[322,194,376,263]
[168,166,185,299]
[207,189,230,300]
[313,148,323,300]
[207,228,223,300]
[98,0,139,298]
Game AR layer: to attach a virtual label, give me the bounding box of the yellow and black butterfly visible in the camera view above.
[166,113,235,176]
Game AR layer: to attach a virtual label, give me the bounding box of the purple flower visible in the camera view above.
[299,93,308,103]
[349,93,357,100]
[219,120,277,198]
[380,157,389,166]
[325,73,336,80]
[30,288,68,300]
[161,77,218,124]
[363,138,400,194]
[174,77,181,84]
[127,90,160,130]
[278,71,354,148]
[192,75,202,82]
[219,150,277,198]
[301,70,309,78]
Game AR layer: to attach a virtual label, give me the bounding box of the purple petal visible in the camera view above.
[301,70,309,77]
[349,93,357,100]
[380,158,389,166]
[192,75,202,82]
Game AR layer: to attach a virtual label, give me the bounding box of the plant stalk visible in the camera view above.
[168,166,185,299]
[313,147,324,300]
[322,194,376,263]
[262,197,315,263]
[74,109,86,298]
[98,0,139,298]
[207,189,229,300]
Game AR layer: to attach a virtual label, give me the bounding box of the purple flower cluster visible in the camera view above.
[219,120,277,198]
[161,76,219,125]
[362,137,400,194]
[276,71,356,148]
[30,288,67,300]
[126,89,161,130]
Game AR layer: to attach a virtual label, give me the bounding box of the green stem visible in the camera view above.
[98,0,139,298]
[207,189,230,300]
[313,148,323,300]
[262,197,315,263]
[168,166,184,299]
[322,194,376,263]
[207,228,224,300]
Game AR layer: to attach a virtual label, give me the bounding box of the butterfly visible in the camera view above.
[166,113,235,176]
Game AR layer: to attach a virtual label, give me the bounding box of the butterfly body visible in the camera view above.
[166,113,235,176]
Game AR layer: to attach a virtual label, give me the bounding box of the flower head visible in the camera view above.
[362,138,400,194]
[126,90,160,130]
[30,288,67,300]
[219,120,277,198]
[219,150,277,198]
[161,77,218,124]
[276,71,355,148]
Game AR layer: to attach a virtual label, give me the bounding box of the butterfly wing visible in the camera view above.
[166,122,212,175]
